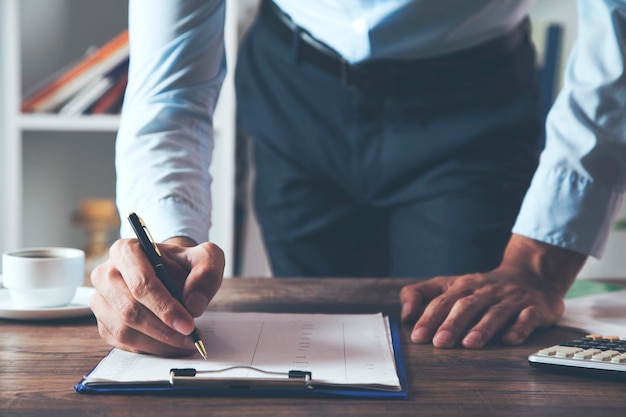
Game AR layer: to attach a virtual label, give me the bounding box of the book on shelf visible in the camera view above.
[58,58,128,116]
[21,29,129,114]
[89,69,128,115]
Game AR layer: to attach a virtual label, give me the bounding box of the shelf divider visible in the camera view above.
[18,113,121,132]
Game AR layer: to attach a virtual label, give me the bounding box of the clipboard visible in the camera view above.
[74,317,408,399]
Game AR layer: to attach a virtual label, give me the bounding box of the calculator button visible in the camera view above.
[611,353,626,363]
[591,351,620,361]
[574,349,601,359]
[554,346,583,358]
[602,336,620,342]
[537,347,558,356]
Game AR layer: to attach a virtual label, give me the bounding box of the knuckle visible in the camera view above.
[89,263,106,287]
[110,324,135,345]
[454,296,479,311]
[153,297,176,318]
[118,299,143,326]
[487,302,511,319]
[521,305,541,321]
[126,274,151,300]
[474,283,496,295]
[504,285,527,299]
[399,285,418,302]
[90,258,118,286]
[456,272,485,286]
[197,241,219,256]
[430,294,453,311]
[524,306,547,326]
[201,242,226,270]
[109,238,132,257]
[517,305,556,330]
[207,241,225,259]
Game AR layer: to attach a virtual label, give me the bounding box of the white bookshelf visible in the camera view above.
[17,114,122,131]
[0,0,238,276]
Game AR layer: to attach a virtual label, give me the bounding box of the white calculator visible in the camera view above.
[528,334,626,379]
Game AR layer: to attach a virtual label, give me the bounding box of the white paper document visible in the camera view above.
[83,312,401,392]
[559,289,626,336]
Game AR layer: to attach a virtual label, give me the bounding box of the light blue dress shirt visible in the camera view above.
[117,0,626,261]
[512,0,626,257]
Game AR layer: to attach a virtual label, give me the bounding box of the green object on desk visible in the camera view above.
[564,279,625,299]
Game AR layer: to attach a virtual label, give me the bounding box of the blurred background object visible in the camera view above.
[72,198,119,284]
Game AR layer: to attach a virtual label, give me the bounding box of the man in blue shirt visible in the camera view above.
[90,0,624,356]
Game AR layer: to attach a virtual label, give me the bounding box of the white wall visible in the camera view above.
[529,0,578,89]
[17,1,127,250]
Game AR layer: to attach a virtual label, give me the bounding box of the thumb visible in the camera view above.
[181,242,225,317]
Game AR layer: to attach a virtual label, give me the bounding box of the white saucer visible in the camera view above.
[0,286,95,320]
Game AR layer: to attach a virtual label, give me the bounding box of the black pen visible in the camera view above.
[127,212,207,360]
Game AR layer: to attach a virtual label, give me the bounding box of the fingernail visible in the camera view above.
[463,330,483,348]
[433,330,454,347]
[185,292,209,317]
[411,327,430,343]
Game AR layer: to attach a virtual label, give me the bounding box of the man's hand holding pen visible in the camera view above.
[90,232,225,357]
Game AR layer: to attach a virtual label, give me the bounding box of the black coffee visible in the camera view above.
[13,251,64,259]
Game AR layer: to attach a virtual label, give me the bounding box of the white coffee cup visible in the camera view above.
[2,247,85,308]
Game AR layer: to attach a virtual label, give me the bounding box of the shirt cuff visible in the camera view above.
[120,196,211,244]
[512,163,624,258]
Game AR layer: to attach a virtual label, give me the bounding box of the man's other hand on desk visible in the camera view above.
[399,234,587,349]
[90,237,224,357]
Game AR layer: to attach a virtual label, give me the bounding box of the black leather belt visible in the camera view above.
[260,0,531,95]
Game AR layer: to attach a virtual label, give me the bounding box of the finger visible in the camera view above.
[112,240,196,335]
[502,305,554,346]
[399,278,447,324]
[410,287,464,345]
[179,242,225,317]
[460,301,520,349]
[92,292,195,357]
[431,290,500,348]
[91,261,193,349]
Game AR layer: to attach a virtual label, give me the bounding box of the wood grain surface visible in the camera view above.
[1,278,624,417]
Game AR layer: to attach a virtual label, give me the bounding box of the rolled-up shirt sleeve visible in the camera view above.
[513,0,626,258]
[116,0,226,243]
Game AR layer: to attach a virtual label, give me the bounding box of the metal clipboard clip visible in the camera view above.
[169,366,313,391]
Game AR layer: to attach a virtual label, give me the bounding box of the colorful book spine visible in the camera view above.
[21,29,129,113]
[59,59,128,116]
[89,70,128,115]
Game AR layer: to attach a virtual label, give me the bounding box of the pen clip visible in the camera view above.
[137,215,162,257]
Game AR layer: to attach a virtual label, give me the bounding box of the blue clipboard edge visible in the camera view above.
[74,317,409,400]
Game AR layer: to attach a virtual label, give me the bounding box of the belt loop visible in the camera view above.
[292,27,302,64]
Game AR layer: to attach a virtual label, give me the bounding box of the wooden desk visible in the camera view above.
[1,278,625,417]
